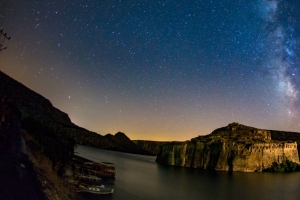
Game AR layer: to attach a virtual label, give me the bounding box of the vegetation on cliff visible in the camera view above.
[263,160,300,172]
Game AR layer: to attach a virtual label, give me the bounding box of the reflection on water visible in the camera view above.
[76,145,300,200]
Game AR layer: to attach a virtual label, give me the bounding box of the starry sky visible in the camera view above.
[0,0,300,141]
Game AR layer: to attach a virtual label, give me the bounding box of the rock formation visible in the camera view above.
[133,140,171,155]
[156,122,300,172]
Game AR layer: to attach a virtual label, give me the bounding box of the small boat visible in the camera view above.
[76,174,102,182]
[72,155,116,178]
[71,154,115,194]
[77,183,114,194]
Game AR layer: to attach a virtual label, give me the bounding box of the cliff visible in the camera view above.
[156,122,300,172]
[133,140,172,155]
[0,71,150,155]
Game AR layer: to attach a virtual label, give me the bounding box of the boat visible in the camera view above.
[70,154,115,194]
[72,155,115,178]
[77,183,114,194]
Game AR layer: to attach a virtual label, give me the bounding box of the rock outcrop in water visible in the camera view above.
[156,122,300,172]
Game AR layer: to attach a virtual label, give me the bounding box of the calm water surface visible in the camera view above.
[76,145,300,200]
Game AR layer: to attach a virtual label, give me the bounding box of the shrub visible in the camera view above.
[264,160,300,172]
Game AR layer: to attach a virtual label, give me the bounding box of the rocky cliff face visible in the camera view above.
[156,123,300,172]
[133,140,171,155]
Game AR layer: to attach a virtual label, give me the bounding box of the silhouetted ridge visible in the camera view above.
[0,71,151,155]
[103,132,151,154]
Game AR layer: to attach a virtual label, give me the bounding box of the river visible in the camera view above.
[76,144,300,200]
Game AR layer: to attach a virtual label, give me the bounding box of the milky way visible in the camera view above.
[0,0,300,140]
[259,0,300,123]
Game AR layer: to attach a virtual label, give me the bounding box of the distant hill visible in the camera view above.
[0,71,151,155]
[103,132,151,153]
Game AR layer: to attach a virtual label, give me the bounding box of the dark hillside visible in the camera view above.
[104,132,151,154]
[0,71,150,154]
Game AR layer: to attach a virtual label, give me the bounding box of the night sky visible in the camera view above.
[1,0,300,141]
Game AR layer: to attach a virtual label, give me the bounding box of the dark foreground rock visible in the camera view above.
[0,103,47,200]
[0,153,47,200]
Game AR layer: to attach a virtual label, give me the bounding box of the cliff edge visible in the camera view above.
[156,122,300,172]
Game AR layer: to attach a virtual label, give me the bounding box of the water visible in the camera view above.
[76,144,300,200]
